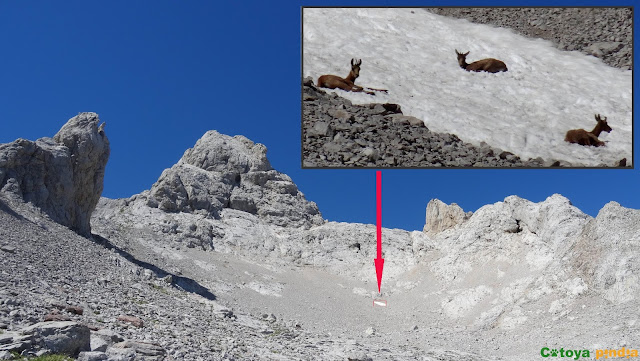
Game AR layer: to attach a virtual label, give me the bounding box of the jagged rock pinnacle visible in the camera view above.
[423,199,471,235]
[0,112,109,235]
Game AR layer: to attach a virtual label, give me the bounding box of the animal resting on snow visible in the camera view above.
[316,58,388,96]
[455,50,508,73]
[564,114,612,147]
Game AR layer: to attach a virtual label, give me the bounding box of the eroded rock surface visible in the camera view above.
[570,201,640,304]
[0,321,90,357]
[423,199,471,235]
[144,131,323,229]
[0,112,109,235]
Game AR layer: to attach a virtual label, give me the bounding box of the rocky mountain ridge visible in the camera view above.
[93,127,639,354]
[91,127,640,357]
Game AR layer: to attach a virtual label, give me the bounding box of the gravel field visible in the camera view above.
[302,78,551,168]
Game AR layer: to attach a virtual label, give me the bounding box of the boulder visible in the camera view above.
[77,351,108,361]
[44,313,71,322]
[92,328,124,344]
[423,199,471,235]
[90,335,109,352]
[19,321,90,356]
[585,41,624,57]
[111,340,165,359]
[0,112,109,235]
[116,315,144,328]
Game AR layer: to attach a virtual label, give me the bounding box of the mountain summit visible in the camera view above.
[142,130,323,228]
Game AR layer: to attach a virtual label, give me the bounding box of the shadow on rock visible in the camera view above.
[91,234,216,301]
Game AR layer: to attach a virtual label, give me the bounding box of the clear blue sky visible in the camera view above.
[0,1,636,231]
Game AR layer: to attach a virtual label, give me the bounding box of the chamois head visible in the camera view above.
[455,49,508,73]
[564,114,612,147]
[455,49,470,69]
[594,114,612,134]
[349,58,362,82]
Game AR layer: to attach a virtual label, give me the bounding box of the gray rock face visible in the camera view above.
[77,351,108,361]
[570,201,640,303]
[423,199,471,235]
[111,340,165,359]
[19,321,90,356]
[145,130,323,228]
[5,178,640,359]
[0,112,109,235]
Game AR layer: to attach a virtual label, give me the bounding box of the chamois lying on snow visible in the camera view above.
[317,58,388,95]
[565,114,612,147]
[455,49,508,73]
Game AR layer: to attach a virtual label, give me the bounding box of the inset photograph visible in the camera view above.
[302,7,633,168]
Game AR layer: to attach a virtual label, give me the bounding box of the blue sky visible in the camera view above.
[0,1,636,231]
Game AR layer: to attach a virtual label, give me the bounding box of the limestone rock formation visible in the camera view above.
[4,155,640,359]
[144,130,323,228]
[423,199,471,235]
[0,321,91,357]
[570,201,640,304]
[0,112,109,235]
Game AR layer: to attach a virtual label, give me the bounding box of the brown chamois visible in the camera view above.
[455,49,508,73]
[564,114,612,147]
[317,58,387,95]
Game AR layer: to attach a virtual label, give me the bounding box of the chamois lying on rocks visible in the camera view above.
[565,114,612,147]
[317,58,388,96]
[456,49,508,73]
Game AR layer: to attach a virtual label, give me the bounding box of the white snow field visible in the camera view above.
[303,8,632,166]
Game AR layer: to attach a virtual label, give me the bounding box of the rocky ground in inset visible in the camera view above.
[302,79,627,168]
[302,79,547,168]
[425,8,633,70]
